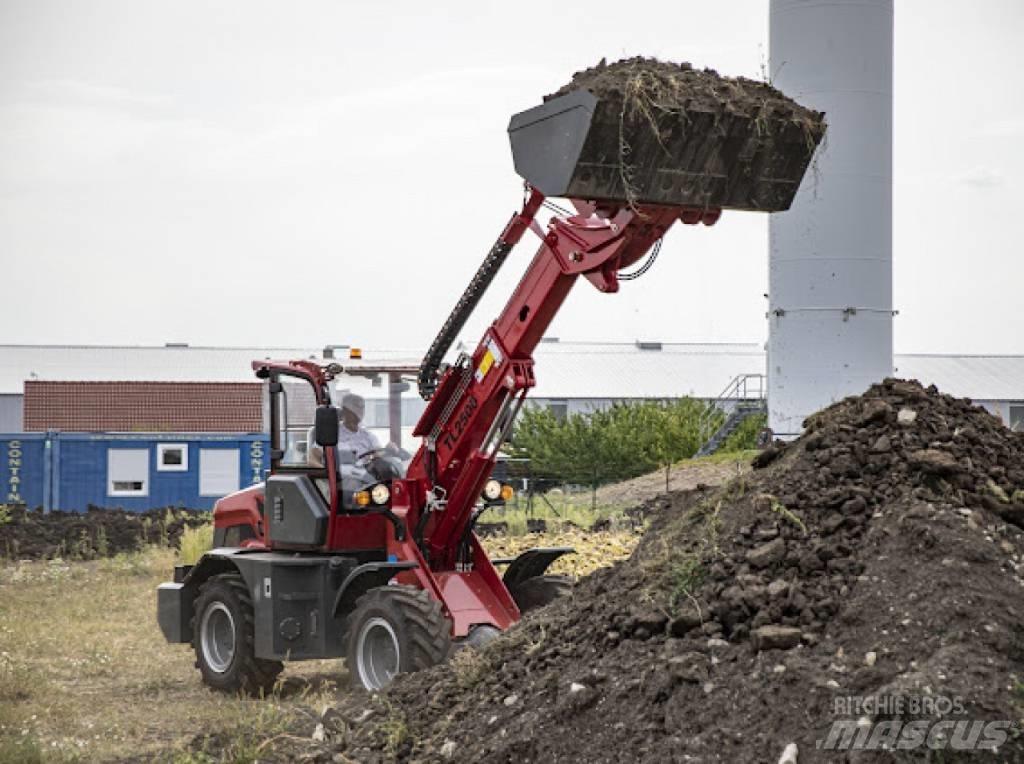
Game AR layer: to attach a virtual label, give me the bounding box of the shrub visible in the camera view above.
[509,398,717,488]
[178,523,214,565]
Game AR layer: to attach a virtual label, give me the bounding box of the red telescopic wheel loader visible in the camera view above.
[157,83,823,693]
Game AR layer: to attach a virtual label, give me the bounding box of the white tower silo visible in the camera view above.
[768,0,894,436]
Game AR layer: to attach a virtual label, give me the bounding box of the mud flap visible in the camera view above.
[497,547,574,589]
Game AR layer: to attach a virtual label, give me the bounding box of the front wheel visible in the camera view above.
[192,573,283,696]
[346,585,452,691]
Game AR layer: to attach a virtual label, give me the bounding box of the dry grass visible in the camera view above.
[484,528,639,578]
[0,548,342,763]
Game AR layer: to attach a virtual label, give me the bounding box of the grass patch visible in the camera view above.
[695,449,758,465]
[179,523,214,565]
[484,495,632,536]
[667,554,704,613]
[0,737,44,764]
[372,696,409,756]
[0,545,340,762]
[178,701,293,763]
[449,647,490,691]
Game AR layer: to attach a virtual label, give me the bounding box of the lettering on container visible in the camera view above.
[250,440,265,484]
[6,440,22,503]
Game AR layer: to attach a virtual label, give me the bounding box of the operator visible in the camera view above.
[337,393,382,462]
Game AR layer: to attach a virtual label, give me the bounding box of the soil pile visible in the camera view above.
[0,505,209,560]
[538,57,827,211]
[324,379,1024,762]
[549,57,822,125]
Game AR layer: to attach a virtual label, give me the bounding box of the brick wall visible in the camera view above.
[23,381,262,432]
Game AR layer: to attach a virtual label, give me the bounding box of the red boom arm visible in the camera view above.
[406,187,720,568]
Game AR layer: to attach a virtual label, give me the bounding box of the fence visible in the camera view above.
[487,452,752,534]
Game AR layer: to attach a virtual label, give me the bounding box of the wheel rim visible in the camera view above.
[200,601,236,674]
[356,617,400,690]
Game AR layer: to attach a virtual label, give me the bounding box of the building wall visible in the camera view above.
[23,380,263,433]
[0,394,22,432]
[0,432,269,512]
[976,400,1024,431]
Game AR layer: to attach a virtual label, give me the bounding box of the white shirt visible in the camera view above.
[337,425,381,460]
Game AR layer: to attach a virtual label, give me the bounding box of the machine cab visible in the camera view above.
[213,360,409,552]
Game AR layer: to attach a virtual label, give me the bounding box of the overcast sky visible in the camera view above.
[1,1,1021,355]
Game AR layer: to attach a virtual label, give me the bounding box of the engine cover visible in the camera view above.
[265,474,329,548]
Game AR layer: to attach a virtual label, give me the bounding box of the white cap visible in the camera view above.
[340,392,365,420]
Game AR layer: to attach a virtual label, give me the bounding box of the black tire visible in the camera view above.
[346,585,451,691]
[509,574,573,613]
[192,573,283,696]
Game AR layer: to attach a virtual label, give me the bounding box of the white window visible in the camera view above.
[1010,405,1024,432]
[157,443,188,472]
[108,448,149,497]
[200,449,240,497]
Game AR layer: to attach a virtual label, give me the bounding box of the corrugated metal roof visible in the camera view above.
[2,343,1023,402]
[895,355,1024,402]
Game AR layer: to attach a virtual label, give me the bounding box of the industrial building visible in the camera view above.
[2,341,1022,511]
[5,342,1024,431]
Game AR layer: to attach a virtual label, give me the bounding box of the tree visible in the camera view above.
[508,398,719,495]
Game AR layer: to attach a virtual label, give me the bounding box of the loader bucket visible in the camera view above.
[508,87,824,212]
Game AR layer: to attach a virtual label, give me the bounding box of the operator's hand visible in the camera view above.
[356,448,386,463]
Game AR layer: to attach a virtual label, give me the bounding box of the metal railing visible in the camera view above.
[697,373,767,447]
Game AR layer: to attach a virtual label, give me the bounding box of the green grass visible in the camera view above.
[667,554,705,613]
[178,523,214,565]
[694,449,759,465]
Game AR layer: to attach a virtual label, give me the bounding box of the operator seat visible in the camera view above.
[306,426,324,468]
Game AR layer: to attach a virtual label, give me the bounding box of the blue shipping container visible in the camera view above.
[0,432,269,512]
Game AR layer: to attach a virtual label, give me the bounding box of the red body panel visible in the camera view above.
[213,483,267,548]
[213,188,720,639]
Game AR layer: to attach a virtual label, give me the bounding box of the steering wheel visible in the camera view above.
[356,448,387,465]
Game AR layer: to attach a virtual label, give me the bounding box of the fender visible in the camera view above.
[157,548,251,643]
[332,561,419,618]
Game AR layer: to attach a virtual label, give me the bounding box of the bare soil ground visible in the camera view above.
[0,507,208,561]
[594,452,753,508]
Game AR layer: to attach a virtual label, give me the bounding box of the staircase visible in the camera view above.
[696,374,767,457]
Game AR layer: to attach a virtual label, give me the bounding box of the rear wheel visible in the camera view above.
[509,574,573,613]
[192,573,283,696]
[346,585,451,691]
